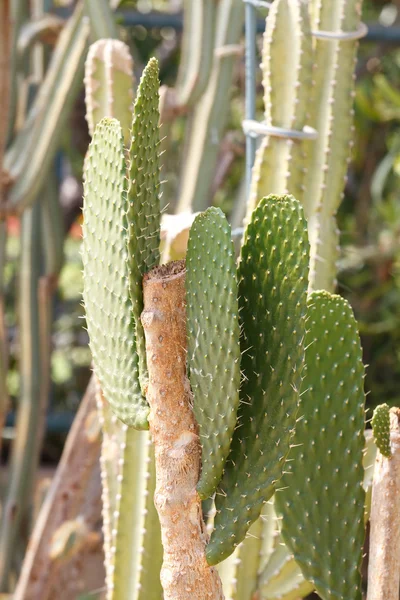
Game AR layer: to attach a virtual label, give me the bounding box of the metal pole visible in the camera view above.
[244,0,257,195]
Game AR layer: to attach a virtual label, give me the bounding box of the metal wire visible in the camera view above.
[243,120,318,141]
[312,22,368,41]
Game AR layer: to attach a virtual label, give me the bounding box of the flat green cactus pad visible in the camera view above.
[207,195,309,565]
[186,207,241,499]
[371,403,391,457]
[82,118,148,428]
[275,291,366,600]
[127,57,161,392]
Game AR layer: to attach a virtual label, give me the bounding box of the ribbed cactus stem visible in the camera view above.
[305,0,363,291]
[141,261,224,600]
[247,0,313,221]
[84,39,134,143]
[368,407,400,600]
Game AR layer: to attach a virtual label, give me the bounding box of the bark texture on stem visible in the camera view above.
[368,407,400,600]
[141,260,224,600]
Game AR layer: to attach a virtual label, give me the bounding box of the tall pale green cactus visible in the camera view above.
[249,0,365,292]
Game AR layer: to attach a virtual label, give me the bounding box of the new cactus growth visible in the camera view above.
[186,207,241,499]
[275,291,366,600]
[371,403,391,458]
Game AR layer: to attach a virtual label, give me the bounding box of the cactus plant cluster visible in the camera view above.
[1,0,379,597]
[82,19,369,596]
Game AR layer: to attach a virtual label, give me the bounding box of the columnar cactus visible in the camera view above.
[249,0,365,292]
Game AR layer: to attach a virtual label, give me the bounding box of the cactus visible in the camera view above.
[186,207,240,499]
[304,0,364,290]
[84,39,135,143]
[126,57,161,392]
[372,403,391,458]
[207,194,309,565]
[176,0,217,108]
[3,2,90,214]
[248,0,364,292]
[176,0,244,213]
[79,16,371,600]
[246,0,314,220]
[82,118,148,428]
[96,385,162,600]
[275,291,366,600]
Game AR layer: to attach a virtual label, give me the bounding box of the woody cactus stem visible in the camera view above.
[141,261,224,600]
[368,407,400,600]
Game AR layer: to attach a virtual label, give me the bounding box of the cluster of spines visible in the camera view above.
[186,207,241,500]
[275,291,366,600]
[206,194,309,565]
[371,403,391,457]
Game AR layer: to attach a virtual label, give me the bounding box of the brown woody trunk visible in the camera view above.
[368,407,400,600]
[141,260,224,600]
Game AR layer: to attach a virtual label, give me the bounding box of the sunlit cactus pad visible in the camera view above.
[186,207,241,499]
[82,118,148,429]
[275,291,366,600]
[371,403,391,457]
[207,195,309,565]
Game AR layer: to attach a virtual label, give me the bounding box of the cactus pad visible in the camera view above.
[207,195,309,565]
[186,207,241,499]
[82,118,148,428]
[275,291,366,600]
[127,57,161,391]
[371,404,391,457]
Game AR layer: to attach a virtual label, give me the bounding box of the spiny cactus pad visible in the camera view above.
[207,195,309,565]
[82,118,148,428]
[186,207,241,499]
[84,39,135,144]
[275,291,366,600]
[371,404,391,457]
[127,57,161,391]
